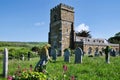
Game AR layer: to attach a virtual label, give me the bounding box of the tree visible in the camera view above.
[76,30,92,38]
[31,46,40,53]
[115,32,120,37]
[108,32,120,44]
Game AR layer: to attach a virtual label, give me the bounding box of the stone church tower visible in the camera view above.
[49,3,75,56]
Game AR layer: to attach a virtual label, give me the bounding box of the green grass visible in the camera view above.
[0,55,120,80]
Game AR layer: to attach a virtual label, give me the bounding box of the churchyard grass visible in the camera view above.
[0,55,120,80]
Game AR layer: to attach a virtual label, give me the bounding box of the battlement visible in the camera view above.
[50,3,74,12]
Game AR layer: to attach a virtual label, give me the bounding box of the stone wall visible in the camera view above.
[75,37,119,55]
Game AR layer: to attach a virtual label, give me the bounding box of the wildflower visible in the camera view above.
[22,68,27,72]
[71,75,75,80]
[18,65,20,69]
[7,76,13,80]
[30,64,33,71]
[63,65,68,72]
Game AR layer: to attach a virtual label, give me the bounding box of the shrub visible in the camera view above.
[10,65,47,80]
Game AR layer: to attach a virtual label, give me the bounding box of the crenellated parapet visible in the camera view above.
[50,3,74,12]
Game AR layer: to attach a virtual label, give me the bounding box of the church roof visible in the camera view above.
[75,36,119,46]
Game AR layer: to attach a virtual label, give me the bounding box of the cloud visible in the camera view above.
[34,22,45,26]
[75,23,89,32]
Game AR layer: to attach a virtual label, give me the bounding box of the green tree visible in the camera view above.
[31,46,40,53]
[115,32,120,37]
[76,30,92,38]
[108,32,120,44]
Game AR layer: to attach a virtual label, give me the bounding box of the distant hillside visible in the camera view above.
[0,41,47,48]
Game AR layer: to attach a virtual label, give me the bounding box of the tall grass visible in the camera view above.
[0,55,120,80]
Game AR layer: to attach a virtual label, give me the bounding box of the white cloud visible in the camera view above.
[75,23,89,32]
[34,22,45,26]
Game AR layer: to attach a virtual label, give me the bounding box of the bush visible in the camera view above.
[13,71,47,80]
[0,54,3,60]
[8,48,39,60]
[9,65,47,80]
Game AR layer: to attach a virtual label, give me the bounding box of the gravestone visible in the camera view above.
[28,52,31,61]
[74,47,83,63]
[94,48,99,56]
[64,49,70,62]
[88,47,93,57]
[20,54,24,61]
[110,49,116,57]
[51,48,57,62]
[105,46,110,64]
[3,48,8,78]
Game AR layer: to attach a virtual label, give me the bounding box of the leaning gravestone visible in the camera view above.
[51,48,57,62]
[74,47,83,63]
[64,49,70,62]
[3,48,8,78]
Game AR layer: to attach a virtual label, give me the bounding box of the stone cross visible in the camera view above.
[28,52,31,61]
[74,47,83,64]
[105,46,110,64]
[64,49,70,62]
[51,48,57,62]
[3,48,8,78]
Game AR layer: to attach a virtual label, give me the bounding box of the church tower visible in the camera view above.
[49,3,74,56]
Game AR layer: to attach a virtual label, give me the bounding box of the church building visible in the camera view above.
[48,3,119,56]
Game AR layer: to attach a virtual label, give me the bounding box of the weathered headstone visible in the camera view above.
[3,48,8,78]
[105,46,110,63]
[74,47,83,63]
[94,48,99,56]
[51,48,57,62]
[28,52,31,61]
[88,47,93,57]
[64,49,70,62]
[20,54,24,61]
[110,49,116,57]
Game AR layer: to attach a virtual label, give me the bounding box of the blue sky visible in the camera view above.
[0,0,120,42]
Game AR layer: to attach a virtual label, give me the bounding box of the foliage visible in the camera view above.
[115,32,120,37]
[0,42,47,60]
[0,42,29,47]
[108,36,120,43]
[108,32,120,44]
[8,65,47,80]
[0,41,47,48]
[31,46,40,53]
[76,30,92,38]
[8,49,38,60]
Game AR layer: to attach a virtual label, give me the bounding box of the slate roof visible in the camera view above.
[75,36,119,46]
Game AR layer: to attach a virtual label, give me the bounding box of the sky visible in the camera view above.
[0,0,120,42]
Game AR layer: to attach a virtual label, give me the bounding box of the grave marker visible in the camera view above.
[105,46,110,63]
[74,47,83,64]
[3,48,8,78]
[51,48,57,62]
[64,49,70,62]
